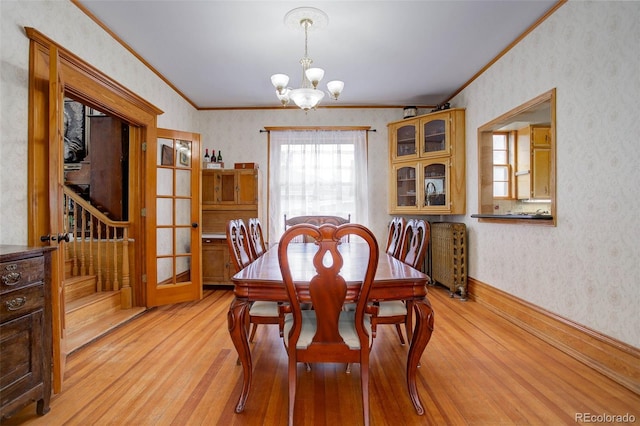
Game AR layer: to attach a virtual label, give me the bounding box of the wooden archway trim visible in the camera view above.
[25,27,163,121]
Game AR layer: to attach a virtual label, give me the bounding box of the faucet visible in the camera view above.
[425,182,437,206]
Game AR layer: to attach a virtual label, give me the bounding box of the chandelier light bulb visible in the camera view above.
[271,74,290,95]
[327,80,344,100]
[305,68,325,89]
[276,88,291,107]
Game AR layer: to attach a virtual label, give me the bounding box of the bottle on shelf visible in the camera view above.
[211,149,217,162]
[217,150,223,163]
[204,148,211,163]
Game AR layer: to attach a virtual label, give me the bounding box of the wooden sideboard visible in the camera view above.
[0,245,55,419]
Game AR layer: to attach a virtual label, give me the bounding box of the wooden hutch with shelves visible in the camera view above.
[201,169,259,286]
[388,108,466,215]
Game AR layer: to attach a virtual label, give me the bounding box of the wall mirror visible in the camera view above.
[473,88,556,226]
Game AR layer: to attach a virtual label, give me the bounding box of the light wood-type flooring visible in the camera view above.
[4,285,639,425]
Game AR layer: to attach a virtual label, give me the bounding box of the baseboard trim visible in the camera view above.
[468,277,640,395]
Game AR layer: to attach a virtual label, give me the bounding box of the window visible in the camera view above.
[268,129,369,240]
[493,133,510,198]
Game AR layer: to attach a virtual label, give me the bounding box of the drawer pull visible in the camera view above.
[5,296,27,311]
[2,271,22,285]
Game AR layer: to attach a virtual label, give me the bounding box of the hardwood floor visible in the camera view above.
[4,286,639,425]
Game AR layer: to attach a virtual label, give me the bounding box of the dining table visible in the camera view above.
[228,241,435,415]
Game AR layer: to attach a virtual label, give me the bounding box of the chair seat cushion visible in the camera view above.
[249,301,280,317]
[284,310,372,350]
[378,300,407,317]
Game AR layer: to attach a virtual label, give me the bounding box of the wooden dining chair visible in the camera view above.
[278,223,379,426]
[226,219,253,270]
[227,219,280,343]
[247,217,267,260]
[385,216,405,258]
[373,219,430,345]
[400,218,430,270]
[284,214,351,242]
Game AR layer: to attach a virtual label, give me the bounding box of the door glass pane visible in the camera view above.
[157,168,173,196]
[157,228,173,256]
[176,169,191,197]
[157,198,173,226]
[176,228,191,254]
[157,257,173,285]
[176,140,191,169]
[175,199,191,225]
[176,255,191,282]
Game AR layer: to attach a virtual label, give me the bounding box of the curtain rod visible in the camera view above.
[260,128,376,133]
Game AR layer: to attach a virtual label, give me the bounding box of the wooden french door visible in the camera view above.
[146,129,202,306]
[46,45,69,393]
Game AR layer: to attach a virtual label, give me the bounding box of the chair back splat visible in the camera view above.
[400,219,430,269]
[247,217,267,259]
[226,219,253,272]
[385,217,405,258]
[278,223,379,426]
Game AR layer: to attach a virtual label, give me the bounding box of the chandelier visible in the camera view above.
[270,7,344,111]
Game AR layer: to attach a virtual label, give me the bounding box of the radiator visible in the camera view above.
[429,222,467,300]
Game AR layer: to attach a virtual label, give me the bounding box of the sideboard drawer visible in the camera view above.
[1,257,44,294]
[0,284,45,323]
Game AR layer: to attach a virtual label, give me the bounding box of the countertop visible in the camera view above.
[471,214,553,220]
[202,233,226,239]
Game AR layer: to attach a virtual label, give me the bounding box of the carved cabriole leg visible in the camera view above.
[406,297,435,415]
[227,297,251,413]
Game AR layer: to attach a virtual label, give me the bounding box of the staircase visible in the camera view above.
[62,187,145,353]
[64,267,145,353]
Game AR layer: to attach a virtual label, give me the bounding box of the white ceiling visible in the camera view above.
[75,1,559,109]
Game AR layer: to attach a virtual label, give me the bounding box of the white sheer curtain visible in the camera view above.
[268,129,369,241]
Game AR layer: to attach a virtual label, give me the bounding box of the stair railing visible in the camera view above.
[63,187,132,308]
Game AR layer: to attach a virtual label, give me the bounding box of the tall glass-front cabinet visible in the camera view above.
[388,108,465,214]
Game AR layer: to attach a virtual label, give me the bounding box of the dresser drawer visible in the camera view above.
[1,257,44,294]
[0,284,44,323]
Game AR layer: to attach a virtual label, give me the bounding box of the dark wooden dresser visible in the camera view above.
[0,245,55,419]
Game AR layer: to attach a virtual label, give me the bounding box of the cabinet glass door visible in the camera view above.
[395,165,417,208]
[422,117,448,156]
[423,163,447,208]
[394,124,417,160]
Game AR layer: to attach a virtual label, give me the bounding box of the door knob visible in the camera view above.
[40,233,71,243]
[192,223,199,228]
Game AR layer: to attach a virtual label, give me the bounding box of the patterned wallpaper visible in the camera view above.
[1,1,638,347]
[452,1,640,347]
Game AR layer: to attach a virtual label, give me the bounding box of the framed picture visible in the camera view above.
[179,151,190,166]
[63,100,87,163]
[177,140,191,167]
[161,144,174,166]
